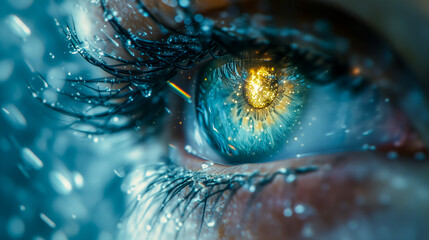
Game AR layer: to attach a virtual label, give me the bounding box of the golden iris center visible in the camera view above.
[244,66,279,109]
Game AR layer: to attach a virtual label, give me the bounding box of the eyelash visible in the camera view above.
[123,159,318,239]
[29,0,356,136]
[28,0,224,135]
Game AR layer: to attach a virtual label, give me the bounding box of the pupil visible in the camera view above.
[244,66,279,109]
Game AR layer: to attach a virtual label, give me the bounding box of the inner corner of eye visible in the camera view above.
[190,54,309,163]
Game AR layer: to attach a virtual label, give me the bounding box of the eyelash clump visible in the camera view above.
[28,0,228,135]
[119,161,317,240]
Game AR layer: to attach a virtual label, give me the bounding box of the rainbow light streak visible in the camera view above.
[167,81,192,103]
[228,144,237,151]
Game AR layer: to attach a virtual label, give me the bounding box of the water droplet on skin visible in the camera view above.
[207,219,216,227]
[294,204,305,214]
[20,147,43,170]
[285,174,296,183]
[178,0,190,8]
[283,207,293,217]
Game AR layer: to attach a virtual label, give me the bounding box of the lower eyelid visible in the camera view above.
[120,151,429,239]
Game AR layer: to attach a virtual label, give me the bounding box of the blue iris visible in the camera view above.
[196,53,308,163]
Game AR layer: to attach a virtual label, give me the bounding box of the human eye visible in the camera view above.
[188,49,409,164]
[5,0,429,240]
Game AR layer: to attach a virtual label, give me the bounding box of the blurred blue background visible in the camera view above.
[0,1,146,239]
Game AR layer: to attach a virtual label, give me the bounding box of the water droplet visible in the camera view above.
[40,213,56,228]
[20,147,43,170]
[285,174,296,183]
[201,163,209,169]
[283,207,293,217]
[207,219,216,227]
[73,172,84,189]
[49,171,73,195]
[114,168,125,178]
[294,204,305,214]
[1,104,27,130]
[178,0,190,7]
[6,14,31,39]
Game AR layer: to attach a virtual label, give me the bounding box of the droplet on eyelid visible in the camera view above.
[207,219,216,227]
[201,161,214,170]
[283,207,293,217]
[294,204,306,214]
[244,183,256,193]
[285,174,296,183]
